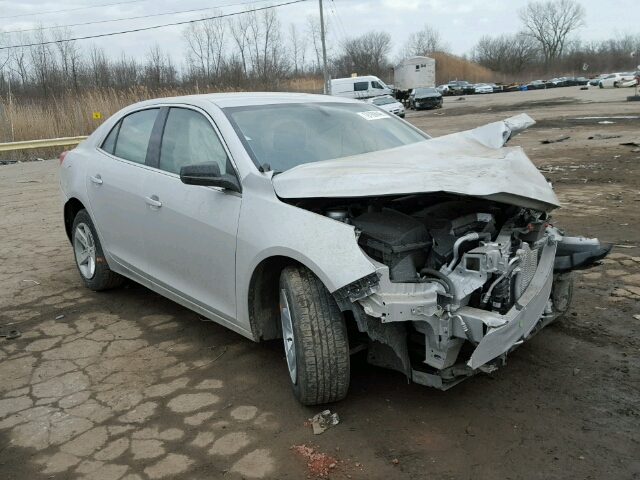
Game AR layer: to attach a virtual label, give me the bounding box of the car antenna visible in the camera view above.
[259,163,272,173]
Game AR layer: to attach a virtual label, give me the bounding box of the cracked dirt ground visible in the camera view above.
[1,88,639,479]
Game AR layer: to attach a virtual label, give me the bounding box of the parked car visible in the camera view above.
[409,87,443,109]
[598,72,638,88]
[436,85,450,95]
[576,77,589,85]
[474,83,494,94]
[547,78,567,87]
[60,93,610,405]
[489,83,504,93]
[561,77,578,86]
[446,80,474,95]
[589,74,608,86]
[366,94,406,118]
[526,80,547,90]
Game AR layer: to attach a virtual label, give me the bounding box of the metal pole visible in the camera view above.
[0,102,8,143]
[75,97,84,136]
[319,0,329,94]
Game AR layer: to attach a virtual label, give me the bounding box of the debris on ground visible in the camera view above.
[312,410,340,435]
[392,458,399,465]
[588,134,622,140]
[633,314,640,321]
[22,279,40,285]
[621,140,640,147]
[290,444,338,477]
[541,135,570,144]
[598,121,614,124]
[0,330,22,340]
[455,97,465,101]
[55,314,65,320]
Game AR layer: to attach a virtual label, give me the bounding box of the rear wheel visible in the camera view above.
[72,210,124,291]
[599,82,604,89]
[613,81,619,88]
[279,265,350,405]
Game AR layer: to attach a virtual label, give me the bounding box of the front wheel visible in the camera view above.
[72,209,124,291]
[599,82,604,89]
[279,265,350,405]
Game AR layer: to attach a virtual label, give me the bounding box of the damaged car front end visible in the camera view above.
[272,113,610,391]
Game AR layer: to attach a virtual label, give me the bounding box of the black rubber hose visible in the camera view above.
[420,268,457,303]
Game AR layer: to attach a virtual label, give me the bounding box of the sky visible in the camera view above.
[1,0,639,65]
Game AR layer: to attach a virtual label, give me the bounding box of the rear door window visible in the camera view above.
[354,82,369,91]
[113,109,159,164]
[101,122,120,154]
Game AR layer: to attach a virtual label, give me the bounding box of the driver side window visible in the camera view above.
[159,108,231,176]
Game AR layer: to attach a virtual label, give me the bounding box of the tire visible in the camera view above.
[71,209,124,291]
[599,82,604,89]
[279,265,350,405]
[613,81,619,88]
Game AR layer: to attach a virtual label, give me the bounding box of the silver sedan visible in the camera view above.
[60,93,609,405]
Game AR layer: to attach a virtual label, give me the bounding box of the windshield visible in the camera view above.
[416,88,437,95]
[224,103,429,173]
[372,96,396,105]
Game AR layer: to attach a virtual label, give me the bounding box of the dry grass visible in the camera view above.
[432,52,500,85]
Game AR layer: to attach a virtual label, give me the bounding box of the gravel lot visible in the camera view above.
[1,86,639,479]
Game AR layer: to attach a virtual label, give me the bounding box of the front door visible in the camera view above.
[142,107,242,321]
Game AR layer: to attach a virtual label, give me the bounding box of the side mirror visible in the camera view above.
[180,162,241,193]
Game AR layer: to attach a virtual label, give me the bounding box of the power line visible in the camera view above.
[329,0,349,44]
[2,0,269,35]
[1,0,152,20]
[0,0,310,51]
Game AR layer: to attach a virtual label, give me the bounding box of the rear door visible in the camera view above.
[142,106,242,321]
[86,108,159,275]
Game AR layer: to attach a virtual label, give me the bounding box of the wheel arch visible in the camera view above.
[247,254,333,342]
[64,198,86,243]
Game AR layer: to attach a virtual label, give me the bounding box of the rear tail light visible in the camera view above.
[59,151,68,165]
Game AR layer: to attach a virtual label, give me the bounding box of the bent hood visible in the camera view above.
[272,114,560,212]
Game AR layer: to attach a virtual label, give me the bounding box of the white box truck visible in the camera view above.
[330,75,393,99]
[393,56,436,102]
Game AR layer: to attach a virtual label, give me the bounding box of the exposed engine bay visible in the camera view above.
[288,193,611,389]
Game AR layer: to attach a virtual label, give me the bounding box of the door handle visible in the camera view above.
[145,196,162,208]
[90,175,103,185]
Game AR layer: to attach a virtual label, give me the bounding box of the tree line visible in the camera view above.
[0,0,638,102]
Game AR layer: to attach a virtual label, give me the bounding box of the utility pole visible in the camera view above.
[319,0,329,94]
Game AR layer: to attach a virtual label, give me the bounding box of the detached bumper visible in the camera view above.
[461,241,556,369]
[410,242,558,389]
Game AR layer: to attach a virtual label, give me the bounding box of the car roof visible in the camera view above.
[126,92,364,110]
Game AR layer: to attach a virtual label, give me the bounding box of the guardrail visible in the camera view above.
[0,136,88,153]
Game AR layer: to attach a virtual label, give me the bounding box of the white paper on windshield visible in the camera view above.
[357,111,390,121]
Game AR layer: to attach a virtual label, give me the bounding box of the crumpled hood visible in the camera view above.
[272,114,560,212]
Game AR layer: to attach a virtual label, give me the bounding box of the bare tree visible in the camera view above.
[398,24,449,62]
[183,12,227,82]
[87,44,111,88]
[229,13,251,79]
[518,0,586,68]
[473,33,538,75]
[289,23,308,76]
[307,14,329,74]
[336,31,393,78]
[29,26,57,98]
